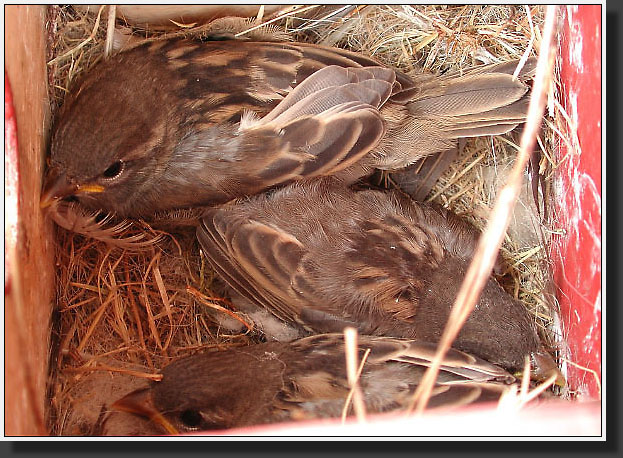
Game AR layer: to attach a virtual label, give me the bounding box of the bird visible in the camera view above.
[111,333,516,434]
[41,36,535,218]
[195,177,560,379]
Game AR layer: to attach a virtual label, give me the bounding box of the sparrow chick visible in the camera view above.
[42,37,534,217]
[112,333,515,434]
[196,178,558,377]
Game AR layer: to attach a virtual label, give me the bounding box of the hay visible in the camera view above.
[44,5,567,435]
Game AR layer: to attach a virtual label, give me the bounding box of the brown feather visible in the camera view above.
[112,333,515,433]
[196,178,542,371]
[46,37,535,217]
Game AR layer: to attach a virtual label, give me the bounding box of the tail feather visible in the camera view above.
[446,123,522,138]
[450,95,530,124]
[409,73,528,117]
[440,57,537,80]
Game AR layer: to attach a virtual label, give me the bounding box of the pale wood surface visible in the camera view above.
[5,4,55,436]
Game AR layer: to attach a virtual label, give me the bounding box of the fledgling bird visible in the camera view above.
[196,178,559,378]
[112,333,515,434]
[41,37,534,218]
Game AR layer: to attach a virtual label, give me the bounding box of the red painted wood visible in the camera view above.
[4,72,20,294]
[551,5,602,398]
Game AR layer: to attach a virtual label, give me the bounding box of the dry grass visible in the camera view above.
[46,212,257,433]
[44,5,568,435]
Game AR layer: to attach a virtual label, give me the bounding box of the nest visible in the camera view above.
[44,5,571,435]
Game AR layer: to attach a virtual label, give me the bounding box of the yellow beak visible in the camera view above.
[111,387,180,435]
[40,168,104,209]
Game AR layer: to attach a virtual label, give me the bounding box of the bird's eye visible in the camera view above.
[102,160,124,179]
[179,409,203,430]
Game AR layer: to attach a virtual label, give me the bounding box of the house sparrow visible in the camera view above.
[111,333,515,434]
[41,37,534,218]
[196,178,559,379]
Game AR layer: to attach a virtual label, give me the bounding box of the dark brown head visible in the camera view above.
[43,40,188,217]
[411,258,541,372]
[112,345,288,434]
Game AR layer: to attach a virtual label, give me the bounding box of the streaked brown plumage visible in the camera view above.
[42,37,534,217]
[112,333,515,434]
[196,178,556,376]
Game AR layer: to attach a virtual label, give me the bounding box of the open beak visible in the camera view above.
[40,168,105,209]
[111,387,180,435]
[529,349,566,387]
